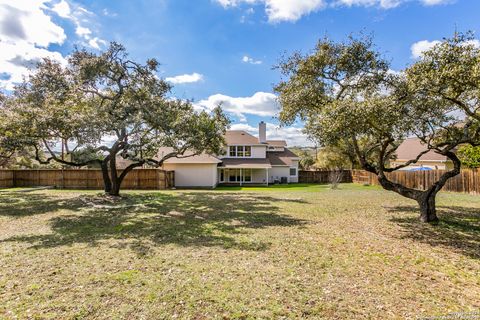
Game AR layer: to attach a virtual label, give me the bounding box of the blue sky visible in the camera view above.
[1,0,479,145]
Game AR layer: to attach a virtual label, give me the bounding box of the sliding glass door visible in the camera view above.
[220,169,252,183]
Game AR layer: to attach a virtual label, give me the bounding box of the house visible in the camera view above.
[390,137,454,170]
[161,121,299,188]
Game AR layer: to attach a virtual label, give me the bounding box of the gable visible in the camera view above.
[225,130,260,145]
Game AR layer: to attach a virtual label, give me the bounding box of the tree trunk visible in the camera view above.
[109,179,121,197]
[377,171,441,223]
[100,159,112,193]
[108,152,121,196]
[418,193,439,223]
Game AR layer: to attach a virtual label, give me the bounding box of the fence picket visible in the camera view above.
[0,169,174,190]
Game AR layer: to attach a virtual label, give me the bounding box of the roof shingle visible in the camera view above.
[225,131,260,145]
[395,138,448,162]
[266,148,299,166]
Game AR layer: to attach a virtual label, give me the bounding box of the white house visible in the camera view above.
[161,122,299,188]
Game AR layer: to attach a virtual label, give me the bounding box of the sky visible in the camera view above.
[1,0,479,146]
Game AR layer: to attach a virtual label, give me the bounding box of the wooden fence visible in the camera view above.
[351,169,480,195]
[298,170,353,184]
[299,169,480,195]
[0,169,174,190]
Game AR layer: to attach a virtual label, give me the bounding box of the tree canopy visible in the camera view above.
[275,33,480,222]
[6,43,229,195]
[458,145,480,168]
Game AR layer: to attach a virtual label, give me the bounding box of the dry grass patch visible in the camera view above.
[0,184,479,319]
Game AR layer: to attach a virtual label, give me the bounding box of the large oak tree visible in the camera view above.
[275,33,480,223]
[8,43,229,196]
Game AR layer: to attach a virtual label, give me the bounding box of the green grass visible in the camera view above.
[0,184,479,319]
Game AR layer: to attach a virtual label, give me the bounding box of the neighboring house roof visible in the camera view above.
[267,148,299,166]
[395,138,448,162]
[267,140,287,147]
[219,158,272,169]
[225,130,260,145]
[158,147,222,164]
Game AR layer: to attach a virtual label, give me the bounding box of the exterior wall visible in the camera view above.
[391,160,452,171]
[269,166,289,183]
[252,146,266,158]
[163,163,218,188]
[290,160,299,183]
[252,169,268,184]
[269,161,299,183]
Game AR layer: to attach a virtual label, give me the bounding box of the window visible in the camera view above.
[244,169,252,182]
[228,146,252,158]
[229,170,236,182]
[224,169,252,182]
[290,168,297,176]
[237,146,244,157]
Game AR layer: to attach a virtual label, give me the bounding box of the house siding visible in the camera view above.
[268,160,299,183]
[252,146,266,158]
[269,167,289,183]
[163,163,218,188]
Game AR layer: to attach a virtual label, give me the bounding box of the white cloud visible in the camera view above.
[0,0,68,89]
[336,0,404,8]
[0,0,66,47]
[217,0,325,22]
[215,0,454,22]
[0,0,105,89]
[49,0,106,50]
[195,92,279,122]
[230,122,310,146]
[411,38,480,59]
[51,0,71,18]
[410,40,441,58]
[463,39,480,48]
[242,55,262,64]
[75,26,92,37]
[166,73,204,84]
[421,0,451,5]
[88,37,107,50]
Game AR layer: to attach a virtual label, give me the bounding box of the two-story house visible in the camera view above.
[160,122,299,188]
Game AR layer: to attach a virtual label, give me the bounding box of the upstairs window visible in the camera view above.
[229,146,252,158]
[237,146,244,157]
[229,146,236,157]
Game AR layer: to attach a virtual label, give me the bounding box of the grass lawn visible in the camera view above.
[0,184,479,319]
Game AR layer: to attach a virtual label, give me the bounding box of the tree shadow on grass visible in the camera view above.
[0,191,307,255]
[0,190,89,218]
[388,205,480,259]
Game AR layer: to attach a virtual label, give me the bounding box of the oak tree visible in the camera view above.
[275,34,480,222]
[9,43,229,196]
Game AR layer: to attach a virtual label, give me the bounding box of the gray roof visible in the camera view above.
[267,148,299,166]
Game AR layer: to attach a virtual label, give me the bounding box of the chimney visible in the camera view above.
[259,121,267,143]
